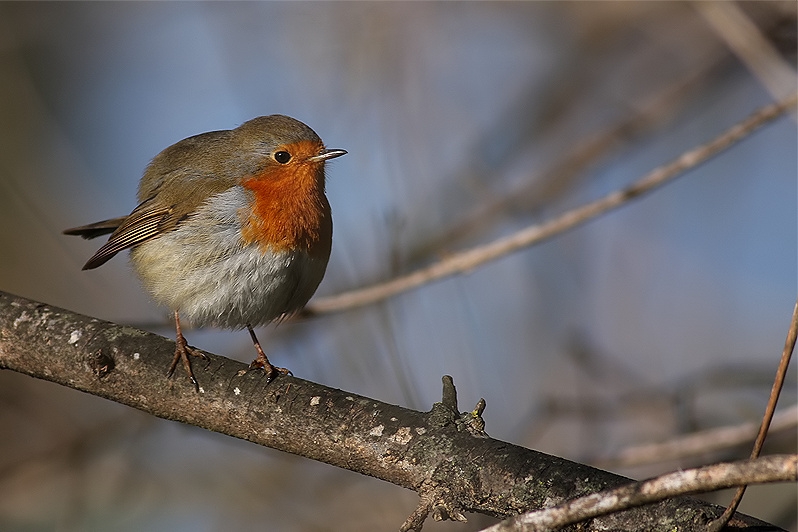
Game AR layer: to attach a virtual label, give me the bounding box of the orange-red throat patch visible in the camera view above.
[240,141,332,258]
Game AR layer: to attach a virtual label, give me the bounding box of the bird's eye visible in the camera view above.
[274,151,292,164]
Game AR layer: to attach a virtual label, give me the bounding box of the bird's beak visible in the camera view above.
[309,149,347,162]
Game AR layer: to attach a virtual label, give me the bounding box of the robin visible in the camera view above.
[64,115,346,389]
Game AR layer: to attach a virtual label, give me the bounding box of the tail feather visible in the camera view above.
[63,217,126,240]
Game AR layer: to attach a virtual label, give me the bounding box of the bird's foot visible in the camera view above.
[167,331,208,391]
[247,351,292,382]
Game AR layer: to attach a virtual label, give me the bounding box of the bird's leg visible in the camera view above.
[247,324,291,381]
[167,311,207,391]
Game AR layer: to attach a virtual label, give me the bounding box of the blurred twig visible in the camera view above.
[519,341,796,466]
[599,403,798,469]
[407,48,720,262]
[696,2,797,115]
[307,93,798,315]
[480,454,798,532]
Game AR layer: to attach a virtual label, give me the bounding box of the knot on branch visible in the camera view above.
[402,376,490,530]
[400,478,468,532]
[458,397,488,437]
[89,349,115,379]
[428,375,488,437]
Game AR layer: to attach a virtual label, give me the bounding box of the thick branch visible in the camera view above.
[0,291,784,531]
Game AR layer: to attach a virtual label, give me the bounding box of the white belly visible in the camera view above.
[129,187,329,329]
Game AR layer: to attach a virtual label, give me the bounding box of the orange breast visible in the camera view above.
[240,159,332,259]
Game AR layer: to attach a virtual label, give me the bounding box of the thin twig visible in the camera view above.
[479,455,798,532]
[600,403,798,468]
[708,298,798,531]
[308,93,798,315]
[405,56,717,262]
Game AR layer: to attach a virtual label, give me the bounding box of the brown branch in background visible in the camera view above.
[696,2,797,108]
[405,56,719,263]
[480,454,798,532]
[307,93,798,315]
[0,291,783,532]
[707,298,798,532]
[600,403,798,468]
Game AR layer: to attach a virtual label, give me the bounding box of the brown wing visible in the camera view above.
[73,199,173,270]
[66,127,247,270]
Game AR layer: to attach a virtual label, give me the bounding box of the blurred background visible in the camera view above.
[0,2,795,531]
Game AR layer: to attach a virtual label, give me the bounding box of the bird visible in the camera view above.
[64,115,346,389]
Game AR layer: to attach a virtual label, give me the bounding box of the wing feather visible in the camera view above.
[81,203,172,270]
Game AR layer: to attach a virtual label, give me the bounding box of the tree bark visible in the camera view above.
[0,290,784,531]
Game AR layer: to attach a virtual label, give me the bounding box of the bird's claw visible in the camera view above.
[167,338,206,391]
[247,357,292,381]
